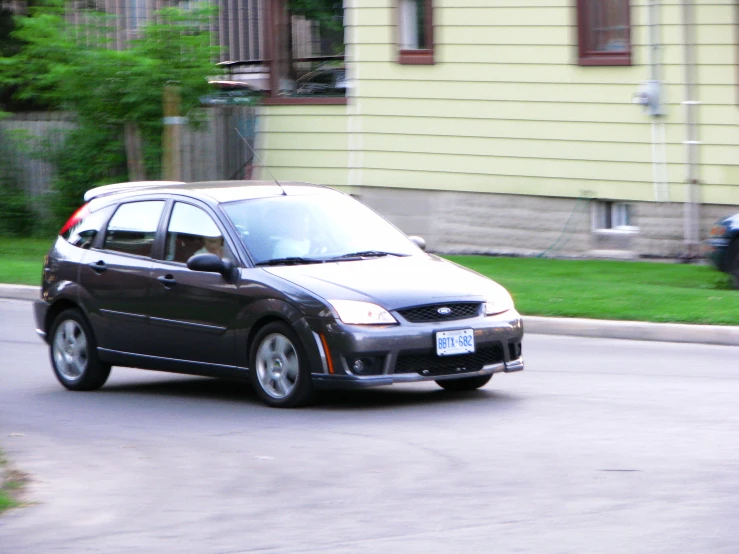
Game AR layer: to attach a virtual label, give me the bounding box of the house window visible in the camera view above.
[265,0,346,105]
[398,0,434,65]
[592,201,635,230]
[576,0,631,66]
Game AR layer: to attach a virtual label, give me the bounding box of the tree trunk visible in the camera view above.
[124,122,146,182]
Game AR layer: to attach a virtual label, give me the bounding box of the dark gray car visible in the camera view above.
[34,181,524,407]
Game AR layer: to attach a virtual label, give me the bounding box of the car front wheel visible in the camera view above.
[50,309,111,391]
[250,322,314,408]
[727,239,739,289]
[436,374,492,391]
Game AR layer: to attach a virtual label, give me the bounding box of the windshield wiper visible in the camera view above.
[330,250,409,261]
[255,257,325,266]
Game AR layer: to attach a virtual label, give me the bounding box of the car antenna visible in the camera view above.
[234,127,287,196]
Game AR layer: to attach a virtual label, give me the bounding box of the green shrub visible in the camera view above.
[0,172,34,236]
[43,125,127,226]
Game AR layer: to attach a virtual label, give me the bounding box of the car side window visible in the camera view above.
[165,202,233,263]
[103,201,165,257]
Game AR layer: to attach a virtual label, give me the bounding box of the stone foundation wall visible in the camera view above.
[356,187,739,258]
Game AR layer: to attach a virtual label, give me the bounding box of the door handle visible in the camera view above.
[157,275,177,288]
[89,261,107,274]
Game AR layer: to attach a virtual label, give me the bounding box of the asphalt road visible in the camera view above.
[1,298,738,554]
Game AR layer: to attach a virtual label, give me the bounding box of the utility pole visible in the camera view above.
[162,85,183,181]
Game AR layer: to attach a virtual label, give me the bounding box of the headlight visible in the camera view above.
[484,288,515,316]
[710,224,728,237]
[328,299,398,325]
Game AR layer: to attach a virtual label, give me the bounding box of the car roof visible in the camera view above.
[85,180,341,205]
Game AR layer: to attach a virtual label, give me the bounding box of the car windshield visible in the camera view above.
[220,193,421,265]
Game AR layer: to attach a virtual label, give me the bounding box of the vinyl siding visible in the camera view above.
[258,105,350,187]
[260,0,739,204]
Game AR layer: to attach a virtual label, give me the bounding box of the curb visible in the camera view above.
[2,285,738,347]
[525,316,739,347]
[0,284,40,302]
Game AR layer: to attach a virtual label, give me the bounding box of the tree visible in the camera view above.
[0,0,221,223]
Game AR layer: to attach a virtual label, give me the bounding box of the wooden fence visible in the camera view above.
[0,112,75,212]
[180,106,258,182]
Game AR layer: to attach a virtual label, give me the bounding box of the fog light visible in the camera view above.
[348,356,383,375]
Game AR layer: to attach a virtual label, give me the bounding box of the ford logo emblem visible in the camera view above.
[437,307,452,316]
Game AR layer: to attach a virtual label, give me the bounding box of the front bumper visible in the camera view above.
[312,358,523,389]
[306,309,524,389]
[33,299,49,342]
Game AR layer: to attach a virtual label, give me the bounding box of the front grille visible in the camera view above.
[394,345,504,376]
[397,302,482,323]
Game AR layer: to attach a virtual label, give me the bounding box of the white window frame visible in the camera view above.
[592,201,637,231]
[399,0,420,49]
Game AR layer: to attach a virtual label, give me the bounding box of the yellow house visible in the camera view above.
[256,0,738,257]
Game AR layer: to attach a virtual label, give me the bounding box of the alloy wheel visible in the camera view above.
[52,319,88,381]
[255,333,300,399]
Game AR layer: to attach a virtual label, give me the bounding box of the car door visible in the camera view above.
[145,201,241,367]
[79,200,166,355]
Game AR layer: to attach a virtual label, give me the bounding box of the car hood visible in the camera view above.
[263,255,504,310]
[721,213,739,229]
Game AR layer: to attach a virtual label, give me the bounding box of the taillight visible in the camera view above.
[59,203,90,236]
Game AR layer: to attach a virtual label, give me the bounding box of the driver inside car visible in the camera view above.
[195,235,226,259]
[271,206,312,259]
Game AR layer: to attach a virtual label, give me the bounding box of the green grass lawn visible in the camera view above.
[0,238,50,285]
[1,237,737,325]
[447,256,739,326]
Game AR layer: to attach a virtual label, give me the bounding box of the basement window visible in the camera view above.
[592,201,636,231]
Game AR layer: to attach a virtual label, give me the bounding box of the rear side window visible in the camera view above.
[62,205,115,249]
[103,201,165,257]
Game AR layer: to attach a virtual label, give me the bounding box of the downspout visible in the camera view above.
[346,0,363,194]
[681,0,701,258]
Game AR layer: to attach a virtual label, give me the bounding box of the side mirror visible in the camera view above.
[187,253,234,277]
[409,235,426,251]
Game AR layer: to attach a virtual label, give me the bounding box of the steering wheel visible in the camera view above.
[234,224,250,240]
[309,241,328,256]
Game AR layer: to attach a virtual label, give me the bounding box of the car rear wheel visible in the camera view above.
[50,309,111,391]
[436,374,492,391]
[250,322,314,408]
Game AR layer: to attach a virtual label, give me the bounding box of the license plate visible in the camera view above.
[436,329,475,356]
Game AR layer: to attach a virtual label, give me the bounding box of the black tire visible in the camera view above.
[435,374,493,391]
[727,240,739,290]
[49,309,111,391]
[249,322,314,408]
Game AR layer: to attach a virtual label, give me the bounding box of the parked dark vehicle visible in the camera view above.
[295,67,346,96]
[704,213,739,288]
[34,181,524,407]
[200,80,262,106]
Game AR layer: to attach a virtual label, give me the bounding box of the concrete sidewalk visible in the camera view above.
[3,284,738,347]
